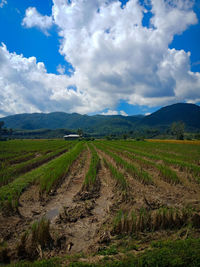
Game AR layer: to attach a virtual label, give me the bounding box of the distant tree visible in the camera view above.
[77,128,83,137]
[105,135,112,140]
[0,121,4,130]
[195,133,200,140]
[123,133,128,140]
[0,121,4,138]
[9,128,13,136]
[171,121,185,140]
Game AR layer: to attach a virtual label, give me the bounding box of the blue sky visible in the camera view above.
[0,0,200,117]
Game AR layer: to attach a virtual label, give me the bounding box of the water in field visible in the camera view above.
[45,208,59,220]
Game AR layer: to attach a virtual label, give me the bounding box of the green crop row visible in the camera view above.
[117,140,200,164]
[104,141,200,183]
[0,140,67,161]
[103,158,127,191]
[102,142,180,185]
[0,142,85,212]
[113,206,196,235]
[95,142,153,185]
[83,143,100,191]
[0,142,74,187]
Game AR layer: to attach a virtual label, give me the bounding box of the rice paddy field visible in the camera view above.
[0,139,200,266]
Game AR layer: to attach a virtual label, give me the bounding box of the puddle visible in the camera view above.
[45,208,59,220]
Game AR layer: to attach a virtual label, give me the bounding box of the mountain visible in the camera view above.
[0,103,200,135]
[139,103,200,129]
[0,112,142,134]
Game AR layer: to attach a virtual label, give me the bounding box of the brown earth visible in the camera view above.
[1,144,200,265]
[0,147,118,263]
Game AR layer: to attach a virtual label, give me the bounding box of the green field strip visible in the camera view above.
[103,157,127,191]
[113,140,200,165]
[132,141,200,164]
[82,143,100,191]
[0,142,85,211]
[103,141,200,183]
[0,139,68,161]
[101,142,181,185]
[95,142,153,185]
[0,142,75,187]
[113,206,195,235]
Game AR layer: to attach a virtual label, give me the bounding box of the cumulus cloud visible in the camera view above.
[0,43,92,116]
[120,110,128,116]
[1,0,200,116]
[50,0,200,108]
[0,0,7,8]
[101,110,119,115]
[22,7,53,35]
[101,109,128,116]
[56,64,65,75]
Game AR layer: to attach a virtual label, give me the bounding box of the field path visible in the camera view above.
[0,149,91,255]
[56,157,115,254]
[18,148,91,221]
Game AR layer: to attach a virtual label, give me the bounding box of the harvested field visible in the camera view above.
[0,139,200,266]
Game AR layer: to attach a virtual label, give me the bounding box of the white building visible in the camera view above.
[63,134,80,140]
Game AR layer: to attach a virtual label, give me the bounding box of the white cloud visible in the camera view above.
[56,64,65,75]
[50,0,200,108]
[0,0,7,8]
[2,0,200,116]
[22,7,53,35]
[101,110,119,115]
[120,110,128,116]
[0,43,90,116]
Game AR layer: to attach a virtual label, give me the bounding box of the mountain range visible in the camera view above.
[1,103,200,135]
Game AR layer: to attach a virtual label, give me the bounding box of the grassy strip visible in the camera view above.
[83,143,100,191]
[104,143,180,185]
[0,143,74,187]
[39,142,85,193]
[95,143,153,185]
[103,158,127,191]
[5,258,61,267]
[113,206,195,235]
[0,142,85,212]
[4,239,200,266]
[106,141,200,183]
[0,139,67,161]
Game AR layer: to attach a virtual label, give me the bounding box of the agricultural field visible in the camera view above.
[0,139,200,266]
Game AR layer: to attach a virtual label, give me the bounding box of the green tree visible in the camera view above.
[171,121,185,140]
[123,133,128,140]
[0,121,4,139]
[77,128,83,137]
[0,121,4,130]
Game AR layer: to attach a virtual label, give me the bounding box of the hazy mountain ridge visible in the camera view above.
[1,103,200,134]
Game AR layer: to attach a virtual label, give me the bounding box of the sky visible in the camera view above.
[0,0,200,117]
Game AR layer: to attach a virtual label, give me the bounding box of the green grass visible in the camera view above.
[83,144,100,191]
[112,206,195,235]
[95,142,153,185]
[103,158,127,191]
[4,258,61,267]
[0,144,74,187]
[11,239,200,267]
[102,141,197,184]
[0,142,85,212]
[39,142,85,193]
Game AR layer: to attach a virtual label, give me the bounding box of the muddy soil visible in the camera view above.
[54,160,115,254]
[1,144,200,264]
[95,146,200,213]
[0,148,117,262]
